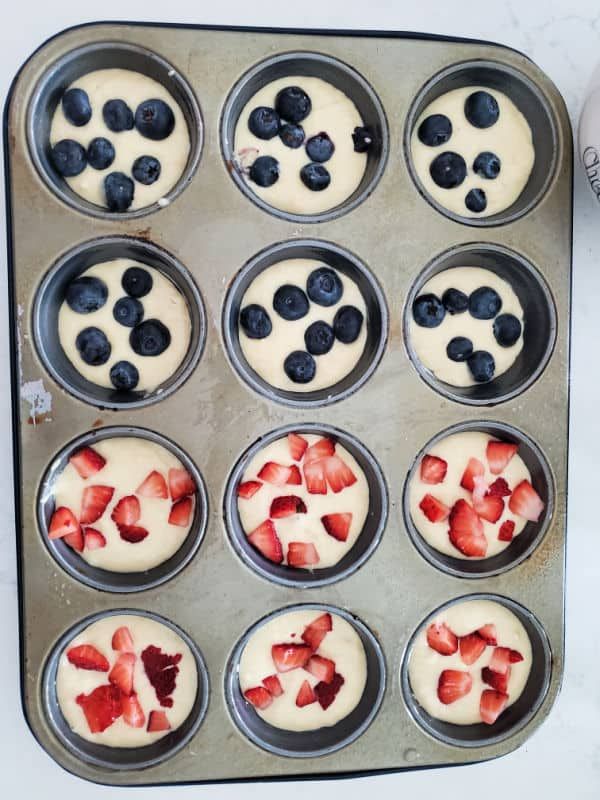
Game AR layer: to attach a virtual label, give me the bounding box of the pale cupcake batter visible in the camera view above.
[234,76,368,215]
[56,614,198,746]
[408,599,532,725]
[238,259,368,392]
[409,267,524,387]
[50,68,190,211]
[411,86,534,217]
[239,609,367,731]
[58,259,191,393]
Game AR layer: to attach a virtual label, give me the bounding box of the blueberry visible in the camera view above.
[300,163,331,191]
[132,155,161,185]
[275,86,311,124]
[51,139,87,177]
[469,286,502,320]
[442,288,469,315]
[249,155,279,187]
[493,313,522,347]
[273,285,309,321]
[467,350,495,382]
[429,152,467,189]
[333,305,364,343]
[305,132,335,163]
[110,360,139,391]
[417,114,452,147]
[473,151,501,179]
[465,188,487,213]
[135,99,175,140]
[87,137,115,170]
[113,297,144,327]
[248,106,280,140]
[284,350,316,383]
[76,327,111,366]
[446,336,473,362]
[464,91,499,129]
[62,88,92,127]
[130,319,171,356]
[306,267,343,307]
[304,321,334,355]
[352,126,374,153]
[279,123,305,148]
[102,99,134,132]
[240,304,272,339]
[412,293,445,328]
[104,172,134,212]
[65,276,108,314]
[122,267,153,298]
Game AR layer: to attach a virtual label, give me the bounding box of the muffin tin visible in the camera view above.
[4,23,571,786]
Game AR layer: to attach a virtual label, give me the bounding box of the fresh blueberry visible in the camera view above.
[412,293,445,328]
[446,336,473,362]
[51,139,87,177]
[465,188,487,213]
[130,319,171,356]
[135,99,175,140]
[417,114,452,147]
[306,267,343,307]
[76,327,111,366]
[469,286,502,319]
[442,288,469,315]
[279,123,305,148]
[429,152,467,189]
[132,155,161,185]
[273,285,309,321]
[305,132,335,163]
[122,267,153,298]
[493,313,522,347]
[239,304,272,339]
[352,126,374,153]
[66,276,108,314]
[304,321,334,355]
[473,151,501,179]
[110,360,139,391]
[102,99,134,132]
[104,172,134,212]
[87,137,115,170]
[333,305,364,344]
[467,350,495,382]
[249,155,279,187]
[113,297,144,327]
[300,163,331,191]
[464,91,499,129]
[248,106,280,140]
[284,350,316,383]
[275,86,311,124]
[61,88,92,127]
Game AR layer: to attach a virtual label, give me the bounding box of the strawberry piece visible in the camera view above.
[271,643,313,672]
[111,495,140,527]
[64,527,85,552]
[287,541,320,567]
[270,495,307,518]
[480,689,509,724]
[112,626,134,652]
[303,459,327,494]
[237,480,263,499]
[420,455,448,485]
[168,497,193,527]
[477,624,498,646]
[76,684,122,733]
[314,672,344,710]
[109,653,136,695]
[508,480,544,522]
[48,506,79,540]
[67,644,110,672]
[80,485,114,525]
[262,674,283,697]
[487,477,511,497]
[472,478,505,523]
[426,622,458,655]
[168,468,196,502]
[448,499,488,557]
[305,655,335,684]
[459,632,487,665]
[460,458,485,492]
[288,433,308,461]
[482,666,510,693]
[321,513,352,542]
[498,520,515,541]
[247,520,283,563]
[486,441,518,475]
[419,494,450,523]
[257,462,295,486]
[296,680,317,707]
[136,470,168,499]
[437,669,472,704]
[141,645,182,708]
[301,613,333,651]
[509,649,524,663]
[244,686,273,709]
[147,710,171,732]
[304,437,336,464]
[324,456,357,493]
[287,465,302,485]
[119,525,149,543]
[69,446,106,479]
[122,692,145,728]
[488,647,512,675]
[84,527,106,550]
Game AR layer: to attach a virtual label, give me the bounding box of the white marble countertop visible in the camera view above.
[1,1,599,796]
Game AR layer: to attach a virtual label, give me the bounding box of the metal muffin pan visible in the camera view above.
[5,23,571,786]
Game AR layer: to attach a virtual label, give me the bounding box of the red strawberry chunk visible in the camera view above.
[303,459,327,494]
[480,689,509,724]
[168,497,193,527]
[321,512,352,542]
[80,485,114,525]
[448,499,488,557]
[509,649,524,663]
[247,520,283,564]
[482,665,511,693]
[296,680,317,707]
[288,432,308,461]
[84,528,106,550]
[119,525,149,543]
[508,480,544,522]
[305,655,335,684]
[301,613,333,651]
[486,441,518,475]
[69,446,106,479]
[498,520,515,541]
[426,622,458,655]
[437,669,472,704]
[111,495,140,527]
[324,456,357,493]
[112,626,134,652]
[487,478,511,497]
[460,458,485,492]
[304,437,335,464]
[459,632,487,665]
[141,645,182,708]
[419,494,450,523]
[168,468,196,502]
[244,686,273,709]
[147,709,171,732]
[76,684,122,733]
[109,652,136,695]
[420,454,448,484]
[49,506,79,540]
[271,643,313,672]
[136,470,168,499]
[237,480,263,499]
[67,644,110,672]
[64,527,85,552]
[257,462,295,486]
[262,674,283,697]
[287,465,302,484]
[488,647,512,675]
[477,624,498,646]
[270,495,307,518]
[472,488,505,524]
[287,541,320,567]
[122,692,145,728]
[314,672,344,710]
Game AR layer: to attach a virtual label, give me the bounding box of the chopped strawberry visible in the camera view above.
[508,480,544,522]
[111,495,140,527]
[287,541,320,567]
[257,462,290,485]
[112,626,134,652]
[419,494,450,523]
[303,459,327,494]
[498,520,515,541]
[448,499,488,557]
[136,470,168,499]
[247,520,283,563]
[472,477,504,523]
[477,624,498,646]
[480,689,509,724]
[168,468,196,502]
[488,647,512,675]
[314,672,344,710]
[271,643,313,672]
[48,506,79,540]
[270,495,307,518]
[460,458,485,492]
[420,454,448,485]
[437,669,472,704]
[305,655,335,684]
[80,485,114,525]
[486,441,518,475]
[244,686,273,709]
[509,649,524,663]
[287,465,302,485]
[141,645,181,708]
[296,680,317,707]
[237,480,263,499]
[426,622,458,655]
[487,478,511,497]
[459,632,487,665]
[109,653,136,695]
[67,644,110,672]
[482,666,510,693]
[69,446,106,479]
[288,432,308,461]
[304,437,335,464]
[168,497,193,526]
[64,527,85,552]
[321,513,352,542]
[324,456,357,493]
[76,684,122,733]
[122,692,145,728]
[84,527,106,550]
[147,710,171,732]
[301,613,333,651]
[119,525,149,543]
[262,674,283,697]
